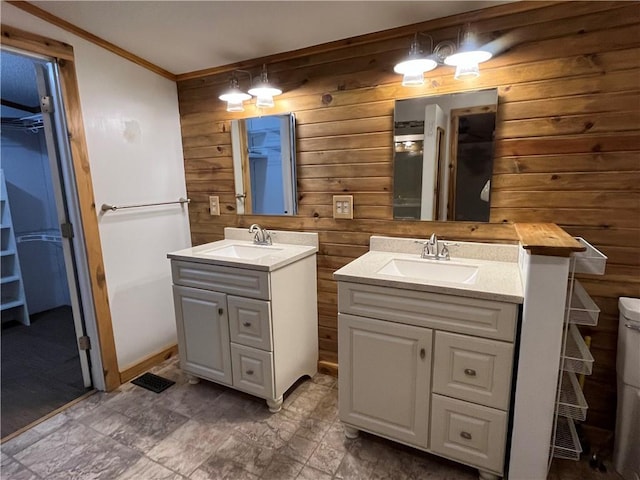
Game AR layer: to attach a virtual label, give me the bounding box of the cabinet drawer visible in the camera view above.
[171,260,270,299]
[430,394,507,475]
[433,331,513,410]
[228,296,272,351]
[339,282,517,341]
[231,343,274,399]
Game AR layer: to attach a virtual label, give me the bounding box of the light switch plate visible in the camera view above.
[333,195,353,219]
[209,195,220,216]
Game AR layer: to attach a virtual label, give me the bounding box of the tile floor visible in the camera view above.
[0,357,622,479]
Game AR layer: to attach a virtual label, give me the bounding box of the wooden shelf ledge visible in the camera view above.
[515,223,586,257]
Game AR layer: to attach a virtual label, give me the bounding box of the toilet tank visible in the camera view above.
[618,297,640,388]
[615,297,640,480]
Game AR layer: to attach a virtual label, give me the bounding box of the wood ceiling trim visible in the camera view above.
[6,1,177,81]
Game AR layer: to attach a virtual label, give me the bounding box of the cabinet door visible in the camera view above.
[338,313,432,448]
[173,285,232,385]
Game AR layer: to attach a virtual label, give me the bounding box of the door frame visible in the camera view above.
[1,25,120,391]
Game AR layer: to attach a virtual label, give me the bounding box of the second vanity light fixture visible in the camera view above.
[394,24,493,86]
[219,65,282,112]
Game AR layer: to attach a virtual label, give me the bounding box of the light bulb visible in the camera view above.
[454,63,480,79]
[226,99,244,112]
[255,95,275,109]
[402,72,425,87]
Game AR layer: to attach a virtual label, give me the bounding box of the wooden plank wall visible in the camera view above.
[176,1,640,435]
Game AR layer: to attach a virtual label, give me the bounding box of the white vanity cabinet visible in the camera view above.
[170,241,318,413]
[337,281,519,478]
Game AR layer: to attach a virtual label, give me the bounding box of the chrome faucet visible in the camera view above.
[415,233,450,260]
[248,224,272,245]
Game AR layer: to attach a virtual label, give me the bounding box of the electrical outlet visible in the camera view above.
[209,195,220,216]
[333,195,353,219]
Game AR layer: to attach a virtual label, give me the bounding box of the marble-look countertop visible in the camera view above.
[334,238,524,304]
[167,228,318,272]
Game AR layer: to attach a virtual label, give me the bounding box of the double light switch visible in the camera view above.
[333,195,353,219]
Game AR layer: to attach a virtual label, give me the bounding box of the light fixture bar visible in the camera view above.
[393,25,495,86]
[219,66,282,111]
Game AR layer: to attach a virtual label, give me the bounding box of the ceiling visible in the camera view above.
[2,1,509,120]
[27,1,510,75]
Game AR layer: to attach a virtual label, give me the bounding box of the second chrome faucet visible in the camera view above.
[416,233,450,261]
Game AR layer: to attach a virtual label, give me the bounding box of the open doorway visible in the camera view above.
[1,49,93,438]
[447,105,496,222]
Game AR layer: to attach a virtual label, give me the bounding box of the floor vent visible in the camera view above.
[131,373,175,393]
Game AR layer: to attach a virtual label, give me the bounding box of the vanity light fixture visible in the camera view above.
[394,24,493,86]
[219,66,282,112]
[248,65,282,109]
[393,33,438,87]
[444,24,492,79]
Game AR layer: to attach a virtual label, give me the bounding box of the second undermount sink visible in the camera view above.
[377,257,479,284]
[201,244,284,260]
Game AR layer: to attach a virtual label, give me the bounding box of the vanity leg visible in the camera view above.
[266,396,283,413]
[343,425,360,439]
[187,375,200,385]
[477,470,500,480]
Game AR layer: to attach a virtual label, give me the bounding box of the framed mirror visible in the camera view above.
[231,113,297,215]
[393,88,497,222]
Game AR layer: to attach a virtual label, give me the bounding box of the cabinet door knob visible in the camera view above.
[242,321,252,327]
[460,431,472,440]
[464,368,477,377]
[246,369,254,375]
[420,348,426,359]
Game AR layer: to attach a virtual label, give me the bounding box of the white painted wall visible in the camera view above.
[2,4,192,371]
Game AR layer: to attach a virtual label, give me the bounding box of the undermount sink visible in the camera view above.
[377,257,479,284]
[201,244,283,260]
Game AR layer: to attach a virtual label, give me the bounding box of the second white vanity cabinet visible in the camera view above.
[335,246,522,480]
[168,229,318,412]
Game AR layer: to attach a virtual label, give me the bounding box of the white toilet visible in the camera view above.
[614,297,640,480]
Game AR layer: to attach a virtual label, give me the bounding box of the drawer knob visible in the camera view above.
[218,308,224,315]
[460,431,472,440]
[464,368,477,377]
[246,369,254,375]
[242,321,252,327]
[420,348,426,359]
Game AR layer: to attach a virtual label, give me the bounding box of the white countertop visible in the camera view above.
[167,229,318,272]
[334,248,524,304]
